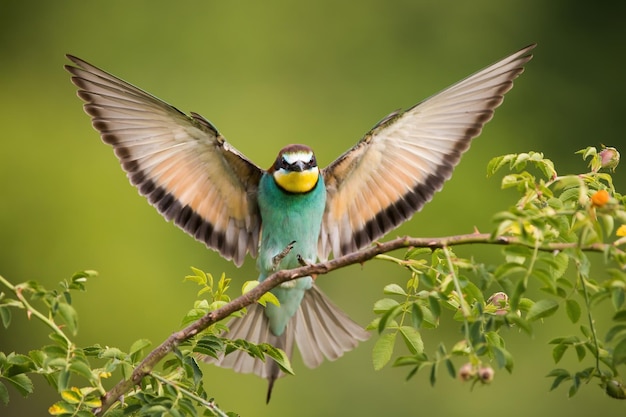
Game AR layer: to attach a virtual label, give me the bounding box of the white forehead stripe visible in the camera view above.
[282,151,313,164]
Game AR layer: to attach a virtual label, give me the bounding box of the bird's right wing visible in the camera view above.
[66,55,264,266]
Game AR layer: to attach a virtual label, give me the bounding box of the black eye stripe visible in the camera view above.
[278,154,317,171]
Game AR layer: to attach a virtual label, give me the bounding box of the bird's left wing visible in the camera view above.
[66,55,263,266]
[320,44,535,259]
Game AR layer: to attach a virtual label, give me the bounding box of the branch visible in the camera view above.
[95,232,622,415]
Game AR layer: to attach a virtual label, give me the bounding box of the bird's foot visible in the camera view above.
[272,240,296,271]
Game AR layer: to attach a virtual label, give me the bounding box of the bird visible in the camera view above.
[65,44,535,402]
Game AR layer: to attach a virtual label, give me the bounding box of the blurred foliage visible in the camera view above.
[1,0,626,416]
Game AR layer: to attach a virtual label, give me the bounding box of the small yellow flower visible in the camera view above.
[591,189,610,207]
[617,225,626,237]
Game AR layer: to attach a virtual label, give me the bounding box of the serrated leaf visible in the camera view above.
[99,347,126,360]
[526,299,559,321]
[399,326,424,355]
[129,338,151,356]
[565,299,581,323]
[373,298,400,314]
[372,332,396,370]
[4,373,33,396]
[486,155,507,177]
[262,345,294,375]
[49,401,76,415]
[60,388,82,404]
[383,284,406,296]
[258,291,280,307]
[69,361,94,380]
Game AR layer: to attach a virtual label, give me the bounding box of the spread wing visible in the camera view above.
[66,55,263,266]
[320,44,535,259]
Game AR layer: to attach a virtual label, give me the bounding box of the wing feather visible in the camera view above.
[321,44,535,259]
[66,55,263,265]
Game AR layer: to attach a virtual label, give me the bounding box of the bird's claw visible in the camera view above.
[272,240,296,271]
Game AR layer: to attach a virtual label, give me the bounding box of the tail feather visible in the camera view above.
[295,285,370,368]
[210,303,293,381]
[205,284,369,400]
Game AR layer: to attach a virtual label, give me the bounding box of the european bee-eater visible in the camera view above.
[66,44,534,401]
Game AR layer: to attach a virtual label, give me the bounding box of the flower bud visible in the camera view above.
[605,380,626,399]
[487,292,509,315]
[458,362,475,382]
[598,147,620,172]
[478,366,495,383]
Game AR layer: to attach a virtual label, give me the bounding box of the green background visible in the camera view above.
[1,1,625,415]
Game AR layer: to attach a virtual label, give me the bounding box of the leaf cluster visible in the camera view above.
[371,148,626,396]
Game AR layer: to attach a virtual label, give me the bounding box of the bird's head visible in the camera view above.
[270,144,320,193]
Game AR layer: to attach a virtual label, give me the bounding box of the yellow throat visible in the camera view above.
[273,167,320,193]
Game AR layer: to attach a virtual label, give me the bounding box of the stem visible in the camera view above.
[151,373,230,417]
[442,246,473,352]
[578,265,601,375]
[0,275,73,347]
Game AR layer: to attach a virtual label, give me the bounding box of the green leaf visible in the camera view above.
[552,343,568,364]
[411,303,423,329]
[486,155,507,177]
[129,338,151,356]
[3,373,33,396]
[613,310,626,321]
[378,304,403,333]
[372,332,396,371]
[613,338,626,367]
[428,295,441,321]
[606,324,626,343]
[0,306,11,328]
[262,345,294,375]
[565,299,581,323]
[373,298,399,314]
[444,359,456,379]
[526,299,559,321]
[383,284,406,296]
[493,346,514,372]
[612,287,625,310]
[547,368,571,391]
[0,381,8,406]
[398,326,424,355]
[574,344,586,362]
[493,263,527,280]
[57,303,78,336]
[69,361,94,380]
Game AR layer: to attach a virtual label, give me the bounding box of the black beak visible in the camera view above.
[290,160,306,172]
